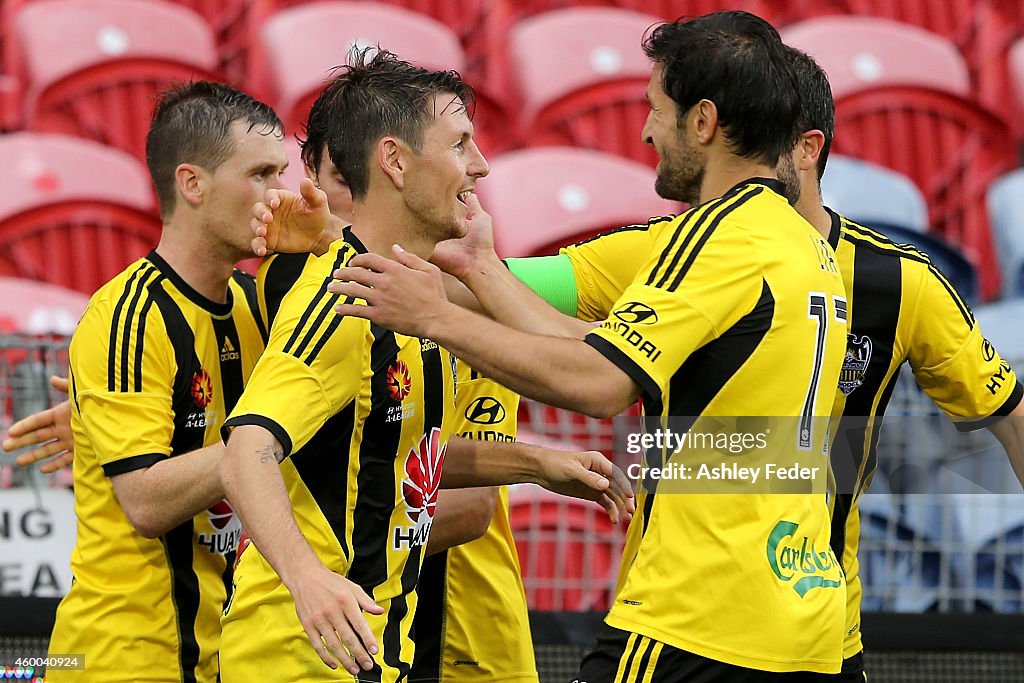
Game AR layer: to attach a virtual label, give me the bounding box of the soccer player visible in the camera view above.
[439,46,1024,682]
[44,82,288,682]
[321,13,849,680]
[260,86,539,681]
[216,50,629,682]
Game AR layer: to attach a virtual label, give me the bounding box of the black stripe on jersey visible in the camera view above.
[149,286,206,457]
[667,279,774,416]
[161,520,201,683]
[584,334,660,407]
[571,216,674,248]
[106,263,150,391]
[101,452,166,477]
[665,187,763,292]
[955,378,1024,432]
[829,242,903,568]
[212,316,244,415]
[305,297,356,366]
[385,339,445,676]
[645,204,702,288]
[119,268,154,392]
[841,224,974,330]
[409,552,447,682]
[283,249,348,356]
[132,294,156,392]
[346,325,402,681]
[290,402,356,558]
[647,185,759,289]
[232,270,268,344]
[262,253,310,330]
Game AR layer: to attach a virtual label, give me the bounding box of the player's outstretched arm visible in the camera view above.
[441,436,634,524]
[251,178,347,257]
[989,402,1024,488]
[430,193,590,337]
[424,487,498,556]
[5,376,74,473]
[330,247,640,418]
[219,424,383,675]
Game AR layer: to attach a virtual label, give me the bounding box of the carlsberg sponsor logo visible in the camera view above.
[766,520,842,597]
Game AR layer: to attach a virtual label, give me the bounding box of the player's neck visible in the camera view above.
[348,204,436,261]
[698,155,778,205]
[154,230,235,305]
[796,193,833,239]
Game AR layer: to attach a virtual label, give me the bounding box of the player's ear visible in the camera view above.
[175,163,203,208]
[378,137,405,191]
[797,130,826,173]
[693,99,719,145]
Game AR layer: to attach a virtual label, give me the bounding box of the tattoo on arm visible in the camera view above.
[257,444,285,464]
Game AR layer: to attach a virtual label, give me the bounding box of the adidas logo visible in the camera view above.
[220,337,240,362]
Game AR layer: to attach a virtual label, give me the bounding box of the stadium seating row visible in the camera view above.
[1,1,1021,299]
[2,131,1022,306]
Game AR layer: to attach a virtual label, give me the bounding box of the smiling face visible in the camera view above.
[641,64,704,205]
[202,120,288,259]
[400,93,489,243]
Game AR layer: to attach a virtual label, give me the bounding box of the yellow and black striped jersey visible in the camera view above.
[550,205,1023,668]
[825,210,1022,660]
[584,178,848,674]
[220,229,457,683]
[50,252,266,683]
[411,362,536,682]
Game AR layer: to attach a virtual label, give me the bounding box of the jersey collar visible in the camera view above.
[146,250,234,316]
[823,206,842,250]
[343,225,369,254]
[728,177,788,198]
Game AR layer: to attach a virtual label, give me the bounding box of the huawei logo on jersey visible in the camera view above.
[198,498,241,556]
[386,359,412,402]
[190,369,214,409]
[207,499,235,530]
[402,428,446,524]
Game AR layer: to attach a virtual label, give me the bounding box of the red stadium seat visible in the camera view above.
[509,7,663,166]
[477,147,678,258]
[0,132,162,295]
[12,0,219,161]
[169,0,262,86]
[1008,36,1024,134]
[968,1,1024,134]
[0,278,89,335]
[828,88,1013,300]
[259,2,485,147]
[782,16,971,98]
[508,485,625,611]
[783,0,979,46]
[785,17,1010,300]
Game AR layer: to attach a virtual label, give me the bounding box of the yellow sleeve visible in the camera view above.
[71,287,176,476]
[453,360,519,441]
[905,262,1023,430]
[561,217,673,322]
[225,245,365,456]
[584,221,762,402]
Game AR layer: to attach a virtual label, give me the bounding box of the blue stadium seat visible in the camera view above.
[986,169,1024,297]
[822,155,929,232]
[860,224,979,306]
